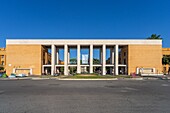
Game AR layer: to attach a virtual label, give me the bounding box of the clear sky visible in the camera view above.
[0,0,170,48]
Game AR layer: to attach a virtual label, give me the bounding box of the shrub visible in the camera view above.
[2,73,7,78]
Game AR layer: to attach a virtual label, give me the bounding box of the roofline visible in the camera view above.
[162,48,170,50]
[6,39,162,45]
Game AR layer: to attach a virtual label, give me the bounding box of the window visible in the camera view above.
[124,52,126,57]
[124,58,126,64]
[1,55,4,59]
[1,61,4,65]
[163,67,166,73]
[151,69,154,72]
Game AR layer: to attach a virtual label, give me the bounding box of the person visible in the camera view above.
[45,69,48,75]
[168,67,170,75]
[112,69,115,75]
[98,70,101,75]
[68,69,70,76]
[56,68,60,74]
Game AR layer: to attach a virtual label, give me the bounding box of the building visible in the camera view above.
[5,39,163,76]
[0,48,6,72]
[162,48,170,74]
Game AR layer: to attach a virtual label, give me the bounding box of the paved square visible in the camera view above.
[0,80,170,113]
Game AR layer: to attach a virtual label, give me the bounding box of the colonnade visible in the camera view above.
[50,44,119,75]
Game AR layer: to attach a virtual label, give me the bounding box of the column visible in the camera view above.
[51,45,56,75]
[114,45,119,75]
[45,52,47,65]
[100,48,102,64]
[110,48,114,64]
[110,48,114,75]
[102,45,106,75]
[90,44,93,73]
[68,49,70,64]
[77,44,81,74]
[64,44,68,75]
[125,66,127,75]
[56,48,59,65]
[153,68,156,74]
[42,66,44,75]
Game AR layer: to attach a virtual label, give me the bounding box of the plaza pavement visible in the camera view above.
[0,79,170,113]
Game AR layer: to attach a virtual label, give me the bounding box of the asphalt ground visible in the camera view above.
[0,79,170,113]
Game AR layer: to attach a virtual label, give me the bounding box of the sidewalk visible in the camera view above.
[0,77,144,81]
[57,78,119,80]
[0,75,169,81]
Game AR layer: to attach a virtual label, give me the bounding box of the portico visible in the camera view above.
[50,44,120,75]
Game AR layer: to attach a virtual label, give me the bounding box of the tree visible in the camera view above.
[106,57,111,64]
[70,58,77,64]
[70,67,77,75]
[93,58,100,64]
[0,67,4,71]
[162,55,170,65]
[147,34,162,40]
[162,55,170,74]
[60,67,64,74]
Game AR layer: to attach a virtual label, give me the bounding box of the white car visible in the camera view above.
[16,74,27,77]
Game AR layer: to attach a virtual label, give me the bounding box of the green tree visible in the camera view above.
[106,57,111,64]
[60,67,64,75]
[0,67,4,71]
[147,34,162,39]
[93,58,100,64]
[70,58,77,64]
[162,55,170,65]
[70,67,77,75]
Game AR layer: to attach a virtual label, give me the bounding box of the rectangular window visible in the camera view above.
[2,61,4,65]
[151,69,154,72]
[124,52,126,57]
[124,58,126,64]
[163,67,166,74]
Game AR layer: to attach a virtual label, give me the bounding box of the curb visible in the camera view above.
[18,78,32,80]
[31,78,50,80]
[0,78,32,80]
[57,78,118,80]
[0,78,56,80]
[143,77,170,80]
[143,78,159,80]
[118,78,144,80]
[0,78,19,80]
[2,77,169,81]
[167,77,170,80]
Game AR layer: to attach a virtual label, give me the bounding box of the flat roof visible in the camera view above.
[6,39,162,45]
[162,48,170,50]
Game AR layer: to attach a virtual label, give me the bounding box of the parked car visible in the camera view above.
[54,73,60,76]
[8,73,16,78]
[0,73,3,77]
[0,73,7,78]
[16,74,27,77]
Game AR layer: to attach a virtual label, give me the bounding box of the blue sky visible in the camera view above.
[0,0,170,48]
[57,48,110,61]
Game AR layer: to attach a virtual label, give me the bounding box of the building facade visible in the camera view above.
[5,39,163,76]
